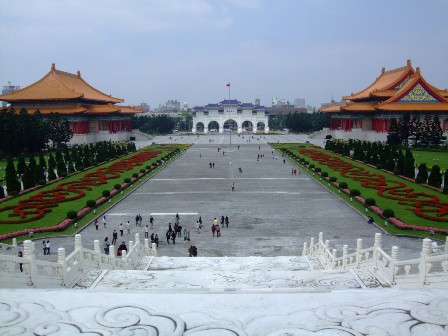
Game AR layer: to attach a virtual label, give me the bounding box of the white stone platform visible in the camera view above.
[2,257,447,335]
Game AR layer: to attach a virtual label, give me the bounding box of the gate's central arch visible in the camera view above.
[192,100,269,134]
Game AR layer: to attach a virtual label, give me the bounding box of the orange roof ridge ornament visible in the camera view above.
[77,71,81,78]
[407,59,412,67]
[382,67,385,74]
[51,63,56,71]
[416,67,420,74]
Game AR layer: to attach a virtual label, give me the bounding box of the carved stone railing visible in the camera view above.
[0,233,157,288]
[0,238,18,254]
[303,232,448,287]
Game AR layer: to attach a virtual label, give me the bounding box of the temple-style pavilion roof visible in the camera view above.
[322,60,448,114]
[0,64,123,103]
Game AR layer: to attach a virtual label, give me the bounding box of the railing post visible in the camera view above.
[310,238,315,254]
[58,247,67,286]
[318,232,323,244]
[373,233,382,269]
[390,246,399,285]
[109,245,115,268]
[94,240,101,267]
[302,242,308,256]
[445,236,448,254]
[144,239,149,252]
[152,242,158,256]
[342,245,348,269]
[23,240,35,287]
[121,250,128,269]
[419,238,432,286]
[356,238,363,267]
[331,249,337,269]
[75,234,84,270]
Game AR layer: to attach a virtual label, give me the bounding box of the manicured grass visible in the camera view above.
[273,143,448,238]
[0,144,188,241]
[411,149,448,170]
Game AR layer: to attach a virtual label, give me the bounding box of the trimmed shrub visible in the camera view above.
[124,178,131,183]
[315,167,321,173]
[132,173,138,178]
[114,184,121,190]
[309,164,315,169]
[102,190,110,197]
[322,172,328,177]
[329,177,337,182]
[140,169,145,173]
[86,200,96,208]
[382,209,395,218]
[146,165,151,170]
[365,198,376,206]
[350,189,361,197]
[67,211,77,219]
[339,182,348,189]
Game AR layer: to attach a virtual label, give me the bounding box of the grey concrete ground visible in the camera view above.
[39,134,423,259]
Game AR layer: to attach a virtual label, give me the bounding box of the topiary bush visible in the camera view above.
[329,177,337,182]
[67,211,77,219]
[315,167,321,173]
[382,209,395,218]
[140,169,145,173]
[102,190,110,197]
[322,172,328,177]
[309,164,315,169]
[350,189,361,197]
[365,198,376,206]
[339,182,348,189]
[86,200,96,208]
[114,184,121,190]
[124,178,131,183]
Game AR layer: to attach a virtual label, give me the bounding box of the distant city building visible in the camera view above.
[183,101,188,111]
[192,99,269,134]
[139,102,150,112]
[159,99,181,113]
[272,97,289,107]
[1,83,20,107]
[294,98,305,108]
[255,98,261,106]
[267,106,307,115]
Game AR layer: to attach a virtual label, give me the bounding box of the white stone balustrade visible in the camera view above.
[302,232,448,287]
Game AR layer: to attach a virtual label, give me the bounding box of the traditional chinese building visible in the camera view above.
[192,100,269,133]
[0,64,142,144]
[319,60,448,141]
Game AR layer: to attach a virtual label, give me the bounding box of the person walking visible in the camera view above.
[42,241,46,255]
[102,216,107,228]
[150,233,155,243]
[166,230,171,244]
[18,251,23,272]
[154,234,159,248]
[94,218,99,230]
[215,224,221,237]
[211,224,216,237]
[168,223,173,232]
[104,237,110,255]
[144,225,149,238]
[112,230,118,245]
[195,220,200,233]
[171,230,176,244]
[135,214,139,226]
[126,221,131,235]
[149,216,154,229]
[225,216,229,228]
[119,223,124,237]
[220,216,225,227]
[198,216,202,228]
[45,240,51,255]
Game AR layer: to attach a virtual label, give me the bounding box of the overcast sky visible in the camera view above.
[1,0,447,109]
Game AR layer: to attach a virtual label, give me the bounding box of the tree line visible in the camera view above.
[0,108,73,158]
[2,141,136,197]
[387,113,444,147]
[279,112,330,133]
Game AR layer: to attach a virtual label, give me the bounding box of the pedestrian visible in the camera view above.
[46,240,51,255]
[135,214,139,226]
[94,218,99,230]
[196,220,200,233]
[209,162,212,168]
[117,242,127,256]
[138,214,142,226]
[294,169,297,175]
[18,251,23,272]
[213,217,218,226]
[104,237,110,255]
[168,223,173,232]
[42,240,46,255]
[166,230,171,244]
[200,153,201,158]
[220,216,224,227]
[239,167,242,173]
[183,227,187,241]
[225,216,229,228]
[144,225,149,238]
[291,168,294,175]
[112,230,118,244]
[211,224,216,237]
[154,234,159,248]
[151,233,155,243]
[102,216,107,228]
[126,221,131,235]
[212,162,215,168]
[119,223,124,236]
[283,159,286,164]
[150,216,154,229]
[171,230,176,244]
[176,213,180,222]
[177,224,182,238]
[215,224,221,237]
[199,216,202,227]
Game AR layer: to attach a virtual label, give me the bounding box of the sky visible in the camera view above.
[1,0,447,109]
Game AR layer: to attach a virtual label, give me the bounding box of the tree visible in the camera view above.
[47,153,57,180]
[5,158,20,195]
[415,163,428,184]
[47,113,73,148]
[430,116,444,146]
[409,114,424,147]
[22,164,34,190]
[0,183,5,199]
[395,150,405,175]
[443,170,448,194]
[387,119,400,146]
[428,165,442,188]
[399,113,411,147]
[403,149,415,179]
[17,156,26,175]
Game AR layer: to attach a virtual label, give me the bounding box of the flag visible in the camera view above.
[226,83,230,87]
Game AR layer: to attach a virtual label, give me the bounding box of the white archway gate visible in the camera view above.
[192,100,269,134]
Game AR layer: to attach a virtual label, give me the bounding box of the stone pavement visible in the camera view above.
[39,134,423,260]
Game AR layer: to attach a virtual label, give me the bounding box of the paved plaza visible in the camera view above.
[45,134,423,259]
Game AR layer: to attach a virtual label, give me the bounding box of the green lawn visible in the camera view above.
[273,143,448,238]
[411,149,448,170]
[0,144,188,241]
